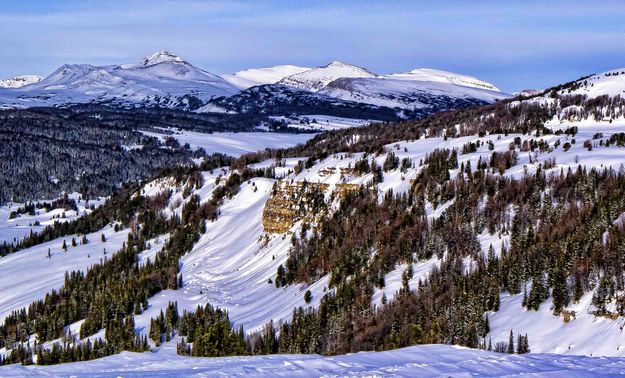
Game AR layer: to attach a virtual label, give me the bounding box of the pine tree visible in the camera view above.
[507,330,514,354]
[449,149,458,169]
[551,261,570,314]
[275,264,286,288]
[527,269,548,310]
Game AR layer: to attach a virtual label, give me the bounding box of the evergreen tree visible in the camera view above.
[507,330,514,354]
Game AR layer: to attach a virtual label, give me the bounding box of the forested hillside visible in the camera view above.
[3,70,625,367]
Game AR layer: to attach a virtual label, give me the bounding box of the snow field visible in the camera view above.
[2,344,625,377]
[140,129,316,157]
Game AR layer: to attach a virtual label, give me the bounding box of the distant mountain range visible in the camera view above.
[0,51,511,123]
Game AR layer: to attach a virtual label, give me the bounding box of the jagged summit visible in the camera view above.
[141,50,185,66]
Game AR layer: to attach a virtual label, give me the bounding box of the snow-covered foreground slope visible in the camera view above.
[2,344,624,377]
[488,291,625,357]
[139,129,315,157]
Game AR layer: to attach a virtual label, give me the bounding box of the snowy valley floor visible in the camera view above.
[1,344,624,377]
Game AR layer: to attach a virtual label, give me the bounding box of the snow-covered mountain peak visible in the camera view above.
[278,61,377,92]
[324,60,361,68]
[387,68,500,91]
[317,60,377,76]
[0,74,43,88]
[0,53,238,108]
[141,50,185,66]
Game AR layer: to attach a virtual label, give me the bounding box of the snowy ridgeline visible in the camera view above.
[2,344,625,377]
[0,51,507,113]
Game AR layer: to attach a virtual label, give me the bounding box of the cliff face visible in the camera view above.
[262,180,329,234]
[261,179,363,234]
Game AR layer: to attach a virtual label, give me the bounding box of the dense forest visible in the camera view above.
[0,104,297,203]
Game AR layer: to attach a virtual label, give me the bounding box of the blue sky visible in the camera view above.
[0,0,624,92]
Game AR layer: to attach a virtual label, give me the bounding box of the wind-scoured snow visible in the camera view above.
[223,65,310,89]
[0,54,509,118]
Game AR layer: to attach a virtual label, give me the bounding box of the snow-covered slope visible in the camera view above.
[564,68,625,98]
[489,290,625,357]
[0,75,42,88]
[223,65,310,89]
[0,51,238,109]
[3,344,625,377]
[388,68,500,91]
[278,61,378,92]
[0,223,129,322]
[133,176,329,334]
